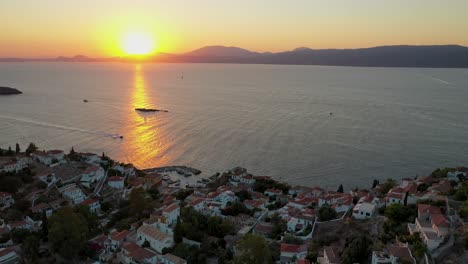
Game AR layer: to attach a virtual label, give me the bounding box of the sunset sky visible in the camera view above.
[1,0,468,58]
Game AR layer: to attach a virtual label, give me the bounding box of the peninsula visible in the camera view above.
[0,86,22,95]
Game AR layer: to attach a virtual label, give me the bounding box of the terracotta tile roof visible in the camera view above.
[387,192,404,200]
[111,230,130,241]
[30,203,50,212]
[418,204,441,215]
[0,192,12,198]
[9,220,28,229]
[137,225,170,242]
[280,243,307,253]
[81,198,98,206]
[163,253,186,264]
[244,199,264,208]
[189,198,204,207]
[0,247,15,258]
[122,242,156,261]
[431,214,449,228]
[265,188,282,194]
[387,244,413,259]
[108,176,124,182]
[163,203,179,213]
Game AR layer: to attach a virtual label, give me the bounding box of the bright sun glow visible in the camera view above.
[122,32,155,55]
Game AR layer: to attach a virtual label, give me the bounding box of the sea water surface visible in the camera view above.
[1,62,468,189]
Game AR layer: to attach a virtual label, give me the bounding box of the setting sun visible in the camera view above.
[122,32,155,55]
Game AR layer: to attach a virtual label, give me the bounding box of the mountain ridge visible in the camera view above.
[2,44,468,68]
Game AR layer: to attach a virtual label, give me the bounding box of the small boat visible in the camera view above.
[83,99,88,103]
[119,136,124,139]
[135,108,169,113]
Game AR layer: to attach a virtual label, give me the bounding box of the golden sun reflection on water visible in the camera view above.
[124,64,170,168]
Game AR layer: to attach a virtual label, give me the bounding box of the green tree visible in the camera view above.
[76,205,100,235]
[6,146,14,156]
[235,190,252,202]
[372,179,380,189]
[380,179,397,196]
[48,206,89,258]
[22,235,39,263]
[11,229,32,243]
[318,205,337,221]
[341,234,372,264]
[385,203,413,224]
[337,184,344,193]
[174,217,183,243]
[25,143,38,155]
[234,234,272,264]
[15,143,20,154]
[129,188,148,218]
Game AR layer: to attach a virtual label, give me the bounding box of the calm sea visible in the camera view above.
[1,62,468,189]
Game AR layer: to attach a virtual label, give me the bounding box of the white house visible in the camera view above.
[137,225,174,253]
[287,214,315,232]
[239,175,256,185]
[280,244,308,263]
[209,190,238,208]
[447,171,467,182]
[47,150,65,162]
[108,176,124,189]
[352,202,377,220]
[408,204,449,251]
[162,203,180,225]
[32,151,53,165]
[107,229,130,251]
[386,192,405,205]
[80,198,101,213]
[80,166,105,188]
[188,198,205,211]
[371,243,416,264]
[59,184,87,204]
[80,153,101,164]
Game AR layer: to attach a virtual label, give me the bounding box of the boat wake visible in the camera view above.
[0,115,122,139]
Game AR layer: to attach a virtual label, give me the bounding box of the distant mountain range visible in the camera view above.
[2,45,468,68]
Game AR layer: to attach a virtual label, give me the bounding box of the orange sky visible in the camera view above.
[1,1,468,58]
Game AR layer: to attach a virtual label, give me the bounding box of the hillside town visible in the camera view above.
[0,143,467,264]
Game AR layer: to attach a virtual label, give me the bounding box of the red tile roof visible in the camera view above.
[163,203,179,213]
[280,243,307,253]
[0,192,12,198]
[108,176,124,182]
[265,188,282,194]
[418,204,441,215]
[81,198,98,206]
[122,242,156,261]
[0,247,15,258]
[189,198,204,207]
[387,244,413,259]
[431,214,449,228]
[111,230,130,241]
